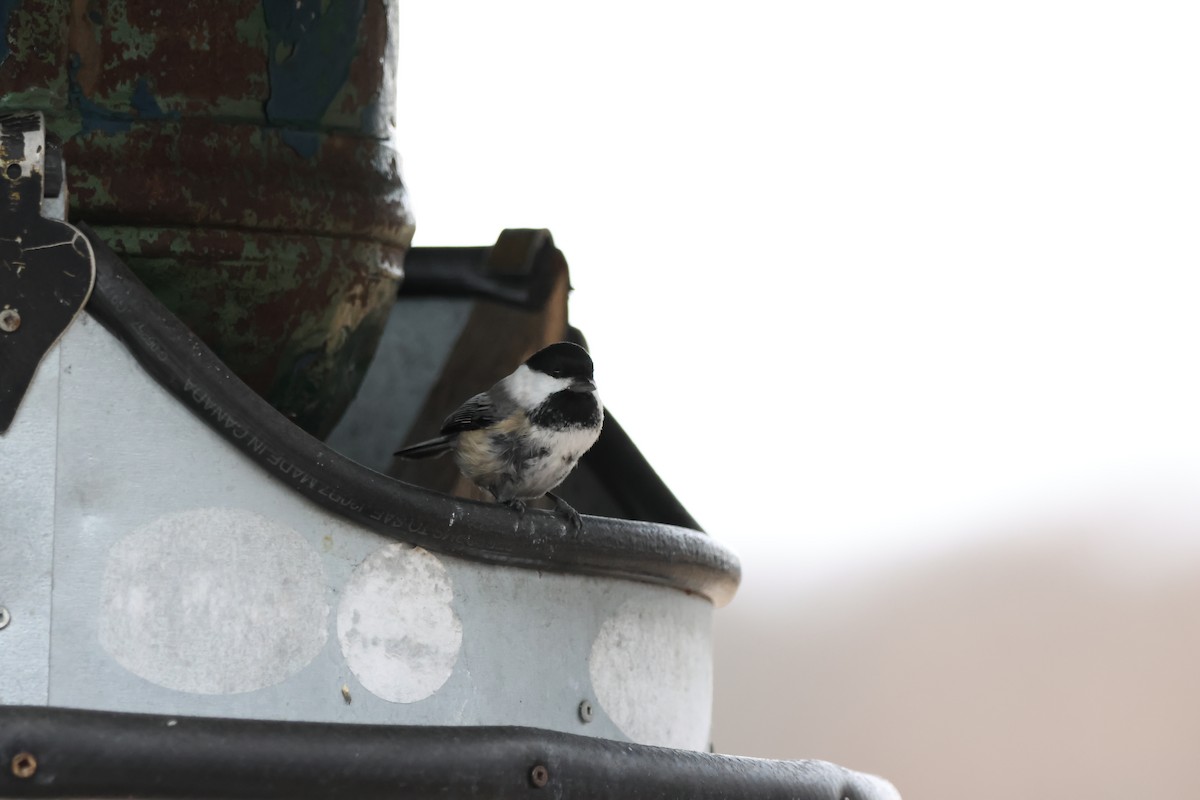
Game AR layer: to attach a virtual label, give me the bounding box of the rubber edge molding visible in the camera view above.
[0,706,898,799]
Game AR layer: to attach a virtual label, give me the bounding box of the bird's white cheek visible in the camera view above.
[505,365,571,409]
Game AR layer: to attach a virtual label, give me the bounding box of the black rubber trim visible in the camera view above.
[401,245,557,308]
[80,225,741,606]
[400,229,561,309]
[0,706,897,799]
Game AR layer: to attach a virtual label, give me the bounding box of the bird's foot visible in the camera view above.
[546,492,583,532]
[503,498,526,532]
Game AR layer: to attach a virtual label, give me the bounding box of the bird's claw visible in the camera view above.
[503,498,527,532]
[546,492,584,532]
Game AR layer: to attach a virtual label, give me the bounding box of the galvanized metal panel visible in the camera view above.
[326,297,473,473]
[0,345,58,706]
[43,315,713,750]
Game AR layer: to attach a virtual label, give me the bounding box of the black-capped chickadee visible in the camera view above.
[394,342,603,529]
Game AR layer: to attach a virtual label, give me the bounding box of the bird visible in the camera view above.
[394,341,603,529]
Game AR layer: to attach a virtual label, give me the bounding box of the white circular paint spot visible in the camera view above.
[99,508,329,694]
[589,598,713,750]
[337,543,462,703]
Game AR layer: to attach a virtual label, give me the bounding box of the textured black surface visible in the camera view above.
[400,229,561,309]
[81,226,741,605]
[0,707,898,799]
[0,112,94,432]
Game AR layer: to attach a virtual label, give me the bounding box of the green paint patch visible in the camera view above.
[104,3,157,61]
[233,4,267,47]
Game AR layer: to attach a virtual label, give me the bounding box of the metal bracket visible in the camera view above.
[0,111,95,433]
[399,229,565,309]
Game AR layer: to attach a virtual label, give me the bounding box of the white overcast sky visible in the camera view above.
[396,2,1200,584]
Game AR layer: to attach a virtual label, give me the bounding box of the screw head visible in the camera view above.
[529,764,549,788]
[0,607,9,630]
[578,699,594,723]
[0,308,20,333]
[11,752,36,779]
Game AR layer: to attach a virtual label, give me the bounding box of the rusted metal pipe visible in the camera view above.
[0,1,413,436]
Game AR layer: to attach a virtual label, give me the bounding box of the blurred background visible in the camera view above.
[396,2,1200,797]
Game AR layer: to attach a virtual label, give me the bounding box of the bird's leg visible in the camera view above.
[545,492,583,531]
[502,498,526,532]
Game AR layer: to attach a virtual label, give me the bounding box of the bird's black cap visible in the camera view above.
[525,341,594,379]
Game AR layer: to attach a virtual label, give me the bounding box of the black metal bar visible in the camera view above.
[0,706,898,799]
[399,230,561,309]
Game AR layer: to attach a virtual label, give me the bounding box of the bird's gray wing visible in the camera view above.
[439,392,503,434]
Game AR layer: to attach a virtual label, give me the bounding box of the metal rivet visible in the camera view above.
[11,752,37,779]
[5,163,21,180]
[0,607,9,630]
[529,764,549,788]
[578,699,593,723]
[0,308,20,333]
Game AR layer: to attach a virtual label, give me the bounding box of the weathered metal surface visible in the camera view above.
[98,225,403,434]
[65,122,412,244]
[0,1,395,133]
[5,314,714,749]
[0,111,94,432]
[0,1,69,114]
[54,1,393,135]
[0,342,57,706]
[0,1,412,437]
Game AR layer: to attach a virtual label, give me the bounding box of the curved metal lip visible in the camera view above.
[79,225,741,606]
[0,705,898,800]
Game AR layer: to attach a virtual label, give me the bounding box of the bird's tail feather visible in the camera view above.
[393,435,454,459]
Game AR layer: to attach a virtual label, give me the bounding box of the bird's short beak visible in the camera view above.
[569,378,596,393]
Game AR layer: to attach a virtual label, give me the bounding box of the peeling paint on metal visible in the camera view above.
[98,507,329,695]
[589,598,714,751]
[264,0,367,158]
[67,53,133,136]
[1,0,409,435]
[263,0,366,136]
[0,0,20,66]
[129,77,174,120]
[280,128,319,158]
[93,224,403,436]
[337,543,462,704]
